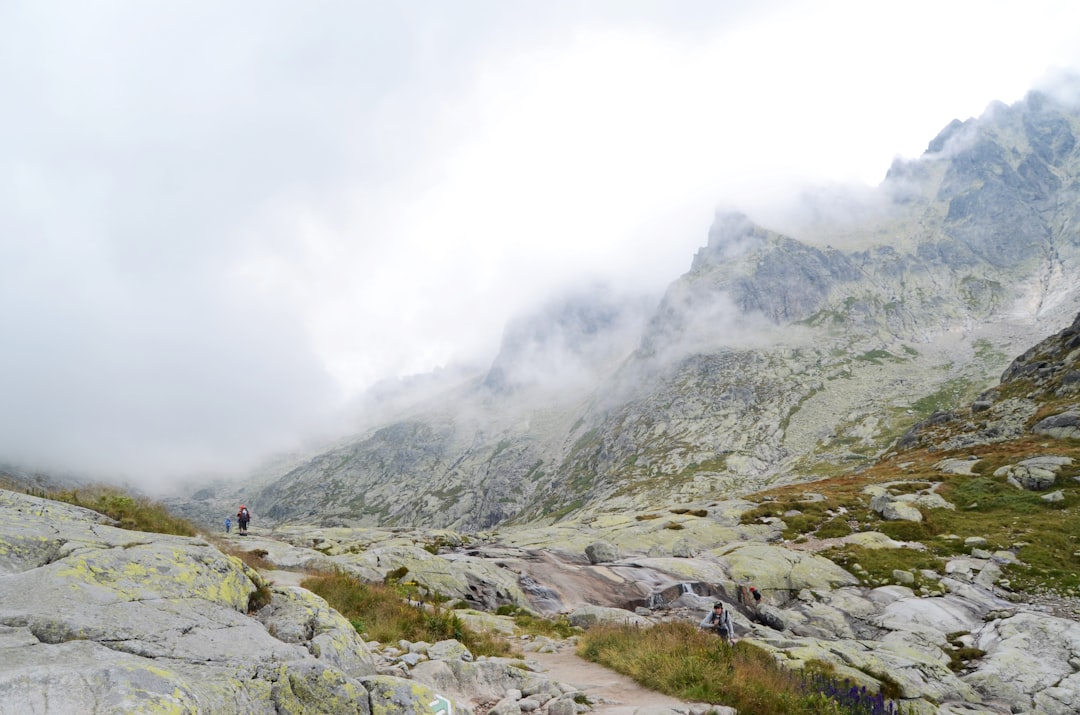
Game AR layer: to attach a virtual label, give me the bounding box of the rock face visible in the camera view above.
[0,490,472,715]
[212,83,1080,533]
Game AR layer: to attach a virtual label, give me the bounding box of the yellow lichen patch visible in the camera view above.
[53,543,254,611]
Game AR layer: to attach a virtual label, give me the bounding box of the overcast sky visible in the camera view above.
[3,0,1080,489]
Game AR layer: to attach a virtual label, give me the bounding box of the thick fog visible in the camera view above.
[2,0,1079,489]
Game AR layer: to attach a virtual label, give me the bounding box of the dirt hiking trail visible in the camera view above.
[260,571,720,714]
[525,648,707,714]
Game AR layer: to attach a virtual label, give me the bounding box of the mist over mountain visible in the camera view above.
[156,80,1080,532]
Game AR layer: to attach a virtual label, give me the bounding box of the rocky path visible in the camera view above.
[523,648,715,715]
[260,569,718,715]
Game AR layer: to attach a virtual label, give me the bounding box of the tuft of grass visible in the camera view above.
[220,545,273,571]
[247,582,273,614]
[943,632,985,672]
[815,518,854,539]
[578,622,906,714]
[49,485,198,537]
[301,571,510,657]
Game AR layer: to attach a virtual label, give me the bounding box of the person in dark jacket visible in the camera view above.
[237,505,250,535]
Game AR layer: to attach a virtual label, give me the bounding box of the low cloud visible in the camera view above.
[3,1,1080,489]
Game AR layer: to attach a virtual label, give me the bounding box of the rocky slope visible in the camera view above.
[0,489,620,715]
[5,309,1080,713]
[213,308,1079,714]
[204,82,1080,532]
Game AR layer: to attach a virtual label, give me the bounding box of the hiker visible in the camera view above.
[237,505,250,535]
[750,586,762,604]
[225,516,231,534]
[700,601,734,645]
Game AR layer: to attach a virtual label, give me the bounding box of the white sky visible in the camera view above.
[3,0,1080,487]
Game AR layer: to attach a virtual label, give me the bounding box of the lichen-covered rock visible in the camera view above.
[584,541,619,564]
[0,490,389,714]
[270,660,371,715]
[337,545,531,611]
[360,674,473,715]
[427,639,473,662]
[258,585,376,677]
[966,612,1080,712]
[714,542,860,591]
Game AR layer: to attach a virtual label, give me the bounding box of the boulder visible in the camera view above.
[1032,410,1080,439]
[584,541,620,564]
[359,674,471,715]
[258,585,376,677]
[994,456,1073,490]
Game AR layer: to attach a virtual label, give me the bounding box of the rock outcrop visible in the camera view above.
[0,490,465,714]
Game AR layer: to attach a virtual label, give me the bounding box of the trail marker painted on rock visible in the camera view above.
[429,694,452,715]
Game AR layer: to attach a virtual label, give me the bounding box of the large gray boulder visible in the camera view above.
[994,455,1072,490]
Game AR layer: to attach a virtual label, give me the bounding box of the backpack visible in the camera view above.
[239,508,249,520]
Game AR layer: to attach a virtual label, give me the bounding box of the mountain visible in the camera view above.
[207,81,1080,532]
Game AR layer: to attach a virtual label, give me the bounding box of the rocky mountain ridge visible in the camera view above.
[197,82,1080,533]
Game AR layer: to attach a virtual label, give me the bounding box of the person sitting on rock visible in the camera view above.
[700,601,734,645]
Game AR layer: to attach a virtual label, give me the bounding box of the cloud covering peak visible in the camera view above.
[3,0,1080,487]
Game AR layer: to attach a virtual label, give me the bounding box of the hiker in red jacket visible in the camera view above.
[237,505,250,535]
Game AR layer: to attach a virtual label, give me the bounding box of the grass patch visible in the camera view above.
[909,378,976,420]
[744,436,1080,597]
[821,545,945,589]
[578,622,907,714]
[301,571,510,657]
[47,485,198,537]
